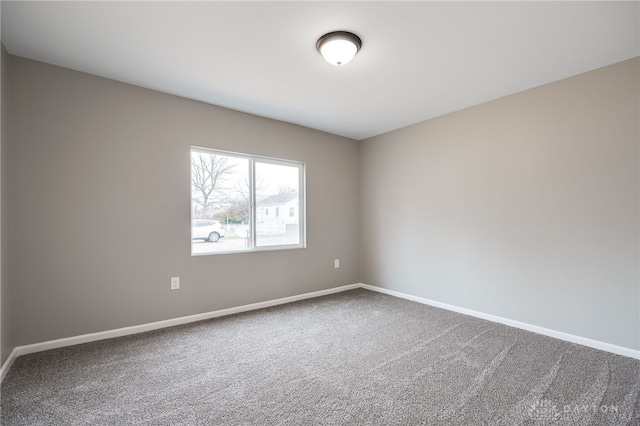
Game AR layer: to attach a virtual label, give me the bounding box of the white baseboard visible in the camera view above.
[2,281,637,384]
[0,283,360,383]
[0,347,18,383]
[360,283,640,360]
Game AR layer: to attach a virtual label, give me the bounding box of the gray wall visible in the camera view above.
[0,43,14,365]
[8,56,360,347]
[5,53,639,353]
[1,44,12,365]
[361,58,639,350]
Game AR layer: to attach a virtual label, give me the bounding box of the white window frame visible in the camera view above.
[191,146,306,255]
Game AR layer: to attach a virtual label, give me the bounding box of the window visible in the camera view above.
[191,147,305,255]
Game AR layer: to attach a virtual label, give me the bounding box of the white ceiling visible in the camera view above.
[2,1,639,140]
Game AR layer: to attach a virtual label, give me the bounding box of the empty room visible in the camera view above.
[0,1,638,425]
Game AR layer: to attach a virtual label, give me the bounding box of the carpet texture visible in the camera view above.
[1,289,639,425]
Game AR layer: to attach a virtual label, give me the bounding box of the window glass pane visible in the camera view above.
[191,151,250,254]
[190,147,305,255]
[255,161,301,247]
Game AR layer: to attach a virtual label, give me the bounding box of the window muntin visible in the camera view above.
[191,147,305,255]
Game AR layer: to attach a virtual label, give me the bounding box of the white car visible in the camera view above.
[192,220,226,242]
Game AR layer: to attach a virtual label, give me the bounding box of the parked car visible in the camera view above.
[192,220,226,242]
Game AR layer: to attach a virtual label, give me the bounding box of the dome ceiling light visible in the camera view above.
[316,31,362,66]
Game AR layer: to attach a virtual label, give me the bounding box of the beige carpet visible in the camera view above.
[1,289,639,425]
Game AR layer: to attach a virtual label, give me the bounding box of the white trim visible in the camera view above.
[2,281,637,384]
[0,283,359,383]
[360,283,640,360]
[0,347,18,383]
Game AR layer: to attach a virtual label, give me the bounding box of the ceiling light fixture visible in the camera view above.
[316,31,362,66]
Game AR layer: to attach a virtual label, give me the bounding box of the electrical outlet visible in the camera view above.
[170,277,180,290]
[334,259,340,269]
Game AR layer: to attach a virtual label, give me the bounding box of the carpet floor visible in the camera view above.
[1,288,639,425]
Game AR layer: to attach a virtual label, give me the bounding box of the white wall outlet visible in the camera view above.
[334,259,340,269]
[170,277,180,290]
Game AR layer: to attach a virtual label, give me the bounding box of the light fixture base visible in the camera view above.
[316,31,362,66]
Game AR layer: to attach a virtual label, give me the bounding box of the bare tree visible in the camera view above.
[223,171,266,224]
[191,152,235,218]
